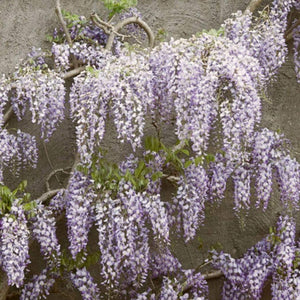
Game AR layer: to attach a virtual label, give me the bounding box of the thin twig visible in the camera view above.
[45,168,70,191]
[55,0,73,46]
[245,0,264,13]
[43,142,61,188]
[55,0,78,68]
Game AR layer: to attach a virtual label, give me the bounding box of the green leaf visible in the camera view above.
[205,154,215,163]
[151,171,163,182]
[180,149,189,156]
[184,160,193,168]
[194,156,203,166]
[144,136,161,152]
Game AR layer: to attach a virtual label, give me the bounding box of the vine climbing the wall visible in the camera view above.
[0,0,300,299]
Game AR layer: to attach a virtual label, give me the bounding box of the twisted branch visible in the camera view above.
[105,16,155,50]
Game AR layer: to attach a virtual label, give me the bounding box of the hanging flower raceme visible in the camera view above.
[212,215,300,299]
[252,128,285,210]
[20,267,57,300]
[70,71,110,164]
[66,170,95,259]
[0,201,30,287]
[172,161,208,242]
[293,25,300,83]
[70,267,100,300]
[31,204,61,266]
[108,50,154,151]
[10,67,65,141]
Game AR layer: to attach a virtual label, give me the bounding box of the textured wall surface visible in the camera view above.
[0,0,299,299]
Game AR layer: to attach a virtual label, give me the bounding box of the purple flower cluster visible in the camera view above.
[11,68,65,140]
[66,170,95,259]
[0,76,9,126]
[48,189,66,216]
[173,162,208,242]
[232,166,251,212]
[175,36,218,155]
[70,72,109,164]
[0,129,18,182]
[31,205,61,264]
[52,43,70,72]
[293,25,300,83]
[70,267,100,300]
[252,129,284,209]
[275,155,300,209]
[150,247,182,278]
[0,201,30,287]
[15,129,38,171]
[95,181,150,290]
[212,215,300,299]
[109,51,153,151]
[70,42,108,69]
[20,268,56,300]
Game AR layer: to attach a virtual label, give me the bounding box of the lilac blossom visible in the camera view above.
[70,268,100,300]
[52,43,70,72]
[275,155,300,209]
[293,25,300,83]
[0,201,30,287]
[172,162,208,242]
[48,189,66,216]
[232,166,251,213]
[70,71,109,164]
[66,170,95,259]
[0,75,9,126]
[150,247,182,278]
[96,183,150,290]
[252,128,285,209]
[0,129,18,182]
[31,204,61,265]
[109,51,153,150]
[20,268,57,300]
[70,42,108,69]
[11,68,65,140]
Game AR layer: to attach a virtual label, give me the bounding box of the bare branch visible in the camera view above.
[55,0,79,68]
[245,0,264,13]
[3,106,13,125]
[105,16,155,51]
[203,270,223,280]
[55,0,73,46]
[63,66,86,79]
[91,13,113,35]
[35,188,63,204]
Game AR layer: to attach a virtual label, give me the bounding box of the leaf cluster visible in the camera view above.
[100,0,138,19]
[0,181,33,215]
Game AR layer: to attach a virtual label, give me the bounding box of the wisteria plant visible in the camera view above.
[0,0,300,299]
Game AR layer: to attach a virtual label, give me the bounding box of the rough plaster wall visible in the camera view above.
[0,0,299,299]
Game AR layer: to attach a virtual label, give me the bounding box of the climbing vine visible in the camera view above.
[0,0,300,299]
